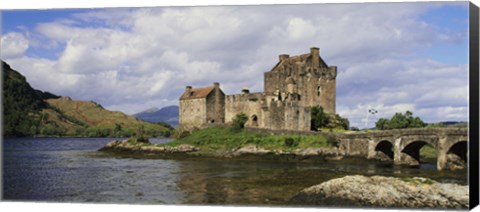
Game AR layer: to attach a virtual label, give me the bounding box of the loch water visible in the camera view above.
[2,137,468,205]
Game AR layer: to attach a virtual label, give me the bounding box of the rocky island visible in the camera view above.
[98,127,346,161]
[290,175,469,209]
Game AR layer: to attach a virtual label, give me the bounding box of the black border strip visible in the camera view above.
[469,1,479,210]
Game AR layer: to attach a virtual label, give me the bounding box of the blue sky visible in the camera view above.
[1,2,471,128]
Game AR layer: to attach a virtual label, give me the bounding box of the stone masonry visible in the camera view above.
[179,47,337,131]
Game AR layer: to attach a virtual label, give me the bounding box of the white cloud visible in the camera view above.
[1,32,29,59]
[286,17,316,41]
[1,2,469,122]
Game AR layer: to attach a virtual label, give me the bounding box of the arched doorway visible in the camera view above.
[251,115,258,127]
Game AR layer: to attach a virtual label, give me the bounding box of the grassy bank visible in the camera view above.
[154,127,336,154]
[420,145,437,160]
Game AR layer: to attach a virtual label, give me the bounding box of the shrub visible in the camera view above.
[136,136,150,144]
[325,133,339,147]
[231,113,248,131]
[127,136,150,144]
[311,106,350,131]
[173,128,191,139]
[284,137,298,147]
[157,122,174,130]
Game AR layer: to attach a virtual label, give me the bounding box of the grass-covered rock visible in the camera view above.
[99,127,344,161]
[164,127,334,154]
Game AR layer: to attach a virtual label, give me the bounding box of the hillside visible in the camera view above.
[43,97,171,137]
[2,61,58,136]
[134,105,179,126]
[2,60,171,137]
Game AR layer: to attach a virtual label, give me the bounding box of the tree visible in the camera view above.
[114,123,122,135]
[375,111,426,130]
[375,118,389,130]
[310,106,329,131]
[335,114,350,130]
[311,106,350,131]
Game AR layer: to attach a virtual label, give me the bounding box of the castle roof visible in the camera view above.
[269,52,328,72]
[180,86,215,100]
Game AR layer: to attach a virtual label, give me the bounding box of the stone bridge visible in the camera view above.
[336,128,468,170]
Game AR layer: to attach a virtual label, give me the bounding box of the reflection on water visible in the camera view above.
[2,137,467,205]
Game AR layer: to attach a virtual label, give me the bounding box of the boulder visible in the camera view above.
[232,145,272,156]
[290,175,468,209]
[99,140,199,153]
[295,147,344,157]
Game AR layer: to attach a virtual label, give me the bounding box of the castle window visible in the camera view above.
[317,86,321,96]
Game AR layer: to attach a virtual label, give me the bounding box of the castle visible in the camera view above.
[179,47,337,131]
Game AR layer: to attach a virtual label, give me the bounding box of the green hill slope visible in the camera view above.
[2,61,54,136]
[2,60,171,137]
[43,97,171,137]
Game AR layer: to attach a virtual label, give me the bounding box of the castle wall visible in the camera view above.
[267,100,285,130]
[267,100,311,131]
[285,103,311,131]
[225,92,265,128]
[179,47,336,132]
[179,98,207,129]
[264,53,337,114]
[318,67,336,113]
[206,88,225,124]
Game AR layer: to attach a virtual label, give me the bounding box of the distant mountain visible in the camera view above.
[436,121,468,128]
[134,105,179,126]
[2,60,171,137]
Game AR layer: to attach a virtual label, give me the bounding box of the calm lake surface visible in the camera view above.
[2,137,468,205]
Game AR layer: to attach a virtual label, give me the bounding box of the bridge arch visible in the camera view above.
[443,140,468,169]
[447,140,467,161]
[374,140,394,161]
[400,140,438,166]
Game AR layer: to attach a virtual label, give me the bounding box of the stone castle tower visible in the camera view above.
[179,47,337,131]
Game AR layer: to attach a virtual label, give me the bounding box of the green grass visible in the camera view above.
[160,127,334,154]
[420,145,437,159]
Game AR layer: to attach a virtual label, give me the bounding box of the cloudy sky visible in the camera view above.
[1,1,470,128]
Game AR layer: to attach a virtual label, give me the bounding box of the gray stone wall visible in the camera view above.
[206,85,225,124]
[225,92,265,127]
[264,48,337,114]
[179,98,207,129]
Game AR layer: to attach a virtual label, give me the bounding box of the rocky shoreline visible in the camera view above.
[99,140,468,209]
[98,139,346,161]
[289,175,469,209]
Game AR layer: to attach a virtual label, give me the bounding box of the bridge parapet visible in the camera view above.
[335,128,468,170]
[337,128,467,139]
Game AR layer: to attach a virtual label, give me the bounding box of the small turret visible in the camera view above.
[279,54,290,62]
[241,87,250,94]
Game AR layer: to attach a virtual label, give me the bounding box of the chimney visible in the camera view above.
[310,47,319,67]
[241,87,250,94]
[279,54,290,62]
[213,82,220,88]
[186,85,192,91]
